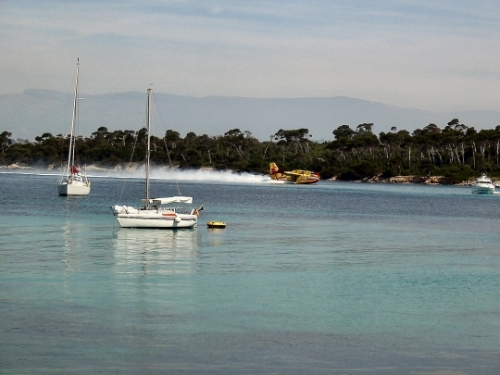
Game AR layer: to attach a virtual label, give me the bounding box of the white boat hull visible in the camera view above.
[113,207,197,228]
[472,186,495,194]
[58,181,91,196]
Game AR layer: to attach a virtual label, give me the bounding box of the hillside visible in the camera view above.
[1,89,500,141]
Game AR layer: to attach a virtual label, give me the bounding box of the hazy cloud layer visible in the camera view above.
[1,0,500,111]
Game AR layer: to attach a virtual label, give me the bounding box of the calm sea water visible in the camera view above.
[1,172,499,374]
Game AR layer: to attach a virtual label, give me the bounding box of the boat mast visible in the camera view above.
[145,88,152,209]
[68,58,79,175]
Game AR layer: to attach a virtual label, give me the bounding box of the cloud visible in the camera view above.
[1,0,500,111]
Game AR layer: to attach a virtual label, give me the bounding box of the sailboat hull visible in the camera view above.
[58,181,91,196]
[115,212,197,228]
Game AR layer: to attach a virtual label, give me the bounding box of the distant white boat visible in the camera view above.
[112,88,201,229]
[472,173,495,194]
[57,58,91,196]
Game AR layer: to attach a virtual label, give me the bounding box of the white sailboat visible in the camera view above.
[112,88,201,229]
[58,58,91,196]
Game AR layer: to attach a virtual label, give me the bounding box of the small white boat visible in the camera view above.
[472,173,495,194]
[58,58,91,196]
[112,88,201,229]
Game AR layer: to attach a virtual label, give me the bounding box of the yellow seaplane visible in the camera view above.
[269,162,320,184]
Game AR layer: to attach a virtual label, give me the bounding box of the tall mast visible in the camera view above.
[145,88,152,209]
[68,57,79,174]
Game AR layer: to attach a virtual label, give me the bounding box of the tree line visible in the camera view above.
[2,118,500,182]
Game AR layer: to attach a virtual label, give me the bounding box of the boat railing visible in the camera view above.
[157,206,192,214]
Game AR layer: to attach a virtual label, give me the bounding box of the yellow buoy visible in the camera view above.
[207,221,226,228]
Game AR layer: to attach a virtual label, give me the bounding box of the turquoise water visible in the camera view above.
[1,173,500,374]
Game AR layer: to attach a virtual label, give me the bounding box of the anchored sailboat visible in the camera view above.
[57,58,91,196]
[111,88,201,228]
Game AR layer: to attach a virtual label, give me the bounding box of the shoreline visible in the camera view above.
[0,163,491,186]
[328,174,484,186]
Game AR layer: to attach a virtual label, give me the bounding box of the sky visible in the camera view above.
[1,0,500,112]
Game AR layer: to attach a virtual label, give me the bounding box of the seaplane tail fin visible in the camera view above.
[270,162,279,175]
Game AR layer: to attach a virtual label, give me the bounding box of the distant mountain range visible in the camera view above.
[1,89,500,141]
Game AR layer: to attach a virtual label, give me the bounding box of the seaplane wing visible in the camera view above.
[285,170,309,177]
